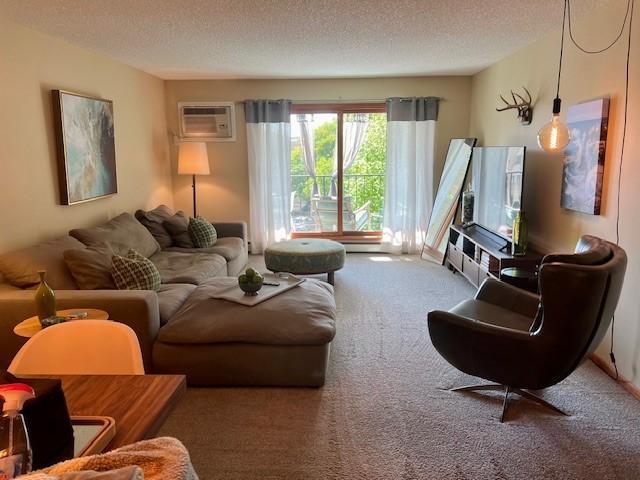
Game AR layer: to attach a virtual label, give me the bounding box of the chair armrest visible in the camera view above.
[213,222,248,248]
[354,200,371,215]
[428,310,533,341]
[0,289,160,371]
[475,278,539,319]
[427,310,538,385]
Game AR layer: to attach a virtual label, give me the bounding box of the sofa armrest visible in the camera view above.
[213,222,248,249]
[0,290,160,371]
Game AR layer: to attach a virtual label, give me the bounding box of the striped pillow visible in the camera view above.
[188,216,217,248]
[111,249,161,291]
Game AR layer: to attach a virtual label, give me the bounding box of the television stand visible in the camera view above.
[445,224,542,290]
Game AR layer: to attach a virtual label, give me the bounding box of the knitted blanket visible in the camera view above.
[22,437,198,480]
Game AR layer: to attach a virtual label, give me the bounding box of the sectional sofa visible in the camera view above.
[0,207,337,387]
[0,207,248,371]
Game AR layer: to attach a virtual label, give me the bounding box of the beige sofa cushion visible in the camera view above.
[135,205,174,249]
[70,213,160,258]
[158,278,336,345]
[162,213,194,248]
[63,244,117,290]
[157,283,197,326]
[0,236,83,289]
[165,237,244,261]
[149,251,226,285]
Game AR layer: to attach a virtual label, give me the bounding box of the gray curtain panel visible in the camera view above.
[386,97,439,122]
[244,99,292,123]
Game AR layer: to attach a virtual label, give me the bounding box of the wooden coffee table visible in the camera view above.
[57,375,186,450]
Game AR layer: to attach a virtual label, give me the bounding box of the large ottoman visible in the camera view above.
[264,239,346,285]
[152,277,336,387]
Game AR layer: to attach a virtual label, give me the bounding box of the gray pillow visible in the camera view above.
[70,213,160,258]
[63,244,117,290]
[135,205,174,249]
[163,212,195,248]
[0,236,83,289]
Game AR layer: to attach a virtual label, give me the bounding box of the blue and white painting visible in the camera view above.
[561,98,609,215]
[56,91,117,204]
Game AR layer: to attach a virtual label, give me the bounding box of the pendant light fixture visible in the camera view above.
[538,0,572,153]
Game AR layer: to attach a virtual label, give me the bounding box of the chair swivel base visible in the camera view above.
[451,383,568,422]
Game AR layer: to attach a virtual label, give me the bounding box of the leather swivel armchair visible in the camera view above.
[428,235,627,421]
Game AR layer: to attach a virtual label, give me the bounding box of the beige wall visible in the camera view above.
[469,0,640,385]
[164,77,472,224]
[0,18,173,253]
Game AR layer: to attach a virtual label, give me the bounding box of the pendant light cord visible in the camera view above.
[568,0,632,54]
[556,0,568,99]
[563,0,634,381]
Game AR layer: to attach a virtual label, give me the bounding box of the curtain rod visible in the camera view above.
[241,97,445,104]
[296,98,444,103]
[292,99,385,104]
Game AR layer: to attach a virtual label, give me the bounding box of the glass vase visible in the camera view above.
[34,271,56,322]
[511,211,528,256]
[462,188,474,226]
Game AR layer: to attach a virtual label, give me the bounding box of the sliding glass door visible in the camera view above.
[289,104,386,240]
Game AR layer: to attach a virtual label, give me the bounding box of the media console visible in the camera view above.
[445,224,543,289]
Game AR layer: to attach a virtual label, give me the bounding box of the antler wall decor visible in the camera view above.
[496,87,533,125]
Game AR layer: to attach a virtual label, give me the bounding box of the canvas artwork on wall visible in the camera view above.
[52,90,117,205]
[561,97,610,215]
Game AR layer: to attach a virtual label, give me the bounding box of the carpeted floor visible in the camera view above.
[159,254,640,479]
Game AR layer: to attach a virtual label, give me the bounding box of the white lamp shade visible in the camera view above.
[178,142,210,175]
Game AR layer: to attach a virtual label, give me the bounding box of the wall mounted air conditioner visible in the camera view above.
[178,101,236,142]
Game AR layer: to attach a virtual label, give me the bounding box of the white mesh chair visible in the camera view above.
[8,320,144,376]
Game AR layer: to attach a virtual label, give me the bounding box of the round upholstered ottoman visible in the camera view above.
[264,239,346,285]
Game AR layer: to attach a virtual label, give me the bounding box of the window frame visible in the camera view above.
[290,103,386,242]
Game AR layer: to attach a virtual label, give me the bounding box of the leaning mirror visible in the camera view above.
[421,138,477,263]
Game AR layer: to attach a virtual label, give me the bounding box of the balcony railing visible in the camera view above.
[290,173,385,232]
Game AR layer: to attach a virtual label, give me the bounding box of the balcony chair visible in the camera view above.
[427,235,627,422]
[311,196,370,232]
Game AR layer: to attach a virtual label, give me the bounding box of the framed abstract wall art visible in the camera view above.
[560,97,610,215]
[52,90,117,205]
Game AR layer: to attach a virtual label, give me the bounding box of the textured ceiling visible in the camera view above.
[1,0,605,79]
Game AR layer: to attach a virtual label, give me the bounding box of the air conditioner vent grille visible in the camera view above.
[178,102,236,142]
[183,107,227,115]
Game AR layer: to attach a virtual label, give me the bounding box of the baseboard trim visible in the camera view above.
[590,353,640,401]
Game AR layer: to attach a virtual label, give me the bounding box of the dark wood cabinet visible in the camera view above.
[445,224,543,290]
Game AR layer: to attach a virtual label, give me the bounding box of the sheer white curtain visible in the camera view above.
[245,100,292,254]
[297,114,319,198]
[330,113,369,197]
[381,97,439,254]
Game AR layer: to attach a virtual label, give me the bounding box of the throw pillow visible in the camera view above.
[135,205,175,249]
[0,236,84,289]
[63,243,118,290]
[70,212,160,258]
[111,249,161,291]
[188,217,218,248]
[162,212,195,248]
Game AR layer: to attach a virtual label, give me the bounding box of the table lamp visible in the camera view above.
[178,142,210,217]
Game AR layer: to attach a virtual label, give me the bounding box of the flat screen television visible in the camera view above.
[471,146,526,241]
